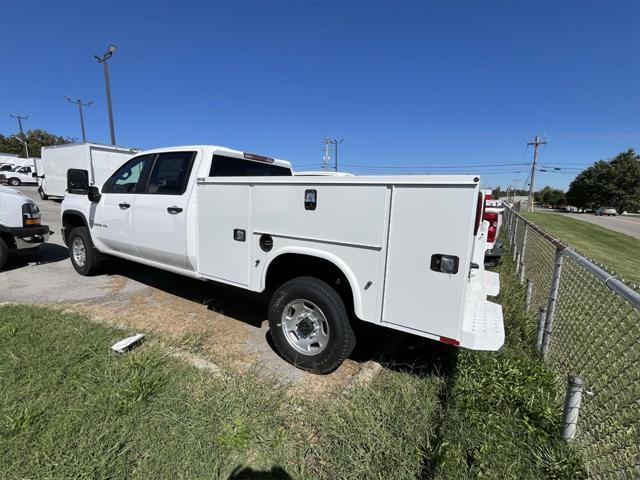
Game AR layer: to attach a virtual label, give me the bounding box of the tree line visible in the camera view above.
[491,149,640,213]
[566,149,640,213]
[0,130,71,159]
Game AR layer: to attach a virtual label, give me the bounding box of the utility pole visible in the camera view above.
[326,138,344,172]
[9,113,29,157]
[95,45,117,145]
[527,136,548,212]
[65,97,93,142]
[322,138,331,171]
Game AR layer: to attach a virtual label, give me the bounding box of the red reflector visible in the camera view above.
[488,225,497,243]
[473,192,484,236]
[485,193,492,200]
[484,212,498,223]
[439,336,460,346]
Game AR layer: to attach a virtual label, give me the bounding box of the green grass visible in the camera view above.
[521,212,640,285]
[1,262,586,480]
[430,247,586,479]
[0,305,440,479]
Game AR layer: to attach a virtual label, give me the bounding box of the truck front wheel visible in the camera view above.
[268,276,356,374]
[68,226,101,276]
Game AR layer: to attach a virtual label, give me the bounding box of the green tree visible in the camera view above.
[0,129,71,158]
[566,150,640,212]
[535,186,566,207]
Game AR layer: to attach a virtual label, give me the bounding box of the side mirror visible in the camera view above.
[67,168,89,194]
[88,186,101,203]
[32,172,37,178]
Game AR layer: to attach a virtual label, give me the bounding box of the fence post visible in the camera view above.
[518,225,528,284]
[536,306,546,351]
[525,279,533,311]
[511,216,519,258]
[561,374,584,441]
[541,247,564,359]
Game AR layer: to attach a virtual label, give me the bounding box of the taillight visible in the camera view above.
[473,192,483,235]
[484,212,498,223]
[487,225,497,243]
[484,211,498,242]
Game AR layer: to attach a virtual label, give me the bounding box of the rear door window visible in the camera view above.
[146,151,196,195]
[209,154,292,176]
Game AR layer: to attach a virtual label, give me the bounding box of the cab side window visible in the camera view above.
[104,154,154,193]
[146,151,196,195]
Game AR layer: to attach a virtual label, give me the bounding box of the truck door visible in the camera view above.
[91,154,154,256]
[382,186,475,339]
[129,151,197,270]
[196,183,251,286]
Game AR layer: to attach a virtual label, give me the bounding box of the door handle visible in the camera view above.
[167,206,183,215]
[119,202,130,210]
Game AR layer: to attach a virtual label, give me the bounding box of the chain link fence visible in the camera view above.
[502,206,640,479]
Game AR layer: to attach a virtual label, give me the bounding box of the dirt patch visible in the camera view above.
[69,273,376,395]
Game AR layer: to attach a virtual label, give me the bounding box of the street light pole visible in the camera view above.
[94,45,118,145]
[65,97,94,142]
[9,113,29,157]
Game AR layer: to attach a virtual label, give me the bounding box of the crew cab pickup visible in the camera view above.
[0,186,49,269]
[61,145,504,373]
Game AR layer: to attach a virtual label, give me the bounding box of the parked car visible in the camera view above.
[0,165,37,186]
[482,191,504,267]
[39,143,138,200]
[595,207,617,216]
[61,145,504,373]
[0,186,50,269]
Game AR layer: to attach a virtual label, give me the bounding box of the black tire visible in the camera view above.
[0,237,9,271]
[68,226,101,276]
[38,187,48,200]
[268,276,356,374]
[8,178,20,186]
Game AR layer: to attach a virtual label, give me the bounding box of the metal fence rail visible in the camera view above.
[503,207,640,479]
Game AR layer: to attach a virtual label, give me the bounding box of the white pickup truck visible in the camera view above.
[0,186,49,269]
[61,145,504,373]
[0,164,37,186]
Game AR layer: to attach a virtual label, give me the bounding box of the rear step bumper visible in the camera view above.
[460,299,505,351]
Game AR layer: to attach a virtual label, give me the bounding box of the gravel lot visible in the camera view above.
[0,185,384,390]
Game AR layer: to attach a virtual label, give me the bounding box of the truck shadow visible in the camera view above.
[2,243,69,272]
[105,260,458,378]
[105,260,268,328]
[350,321,459,379]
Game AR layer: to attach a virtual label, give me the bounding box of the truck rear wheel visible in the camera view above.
[68,226,101,276]
[268,276,356,374]
[8,178,20,186]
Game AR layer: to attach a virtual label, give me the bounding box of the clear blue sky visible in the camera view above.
[1,0,638,190]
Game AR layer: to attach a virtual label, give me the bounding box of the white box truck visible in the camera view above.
[60,145,504,373]
[39,143,138,200]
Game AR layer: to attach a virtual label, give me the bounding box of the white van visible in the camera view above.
[0,186,49,269]
[39,143,138,200]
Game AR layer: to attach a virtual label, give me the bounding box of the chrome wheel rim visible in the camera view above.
[281,299,330,355]
[72,237,86,267]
